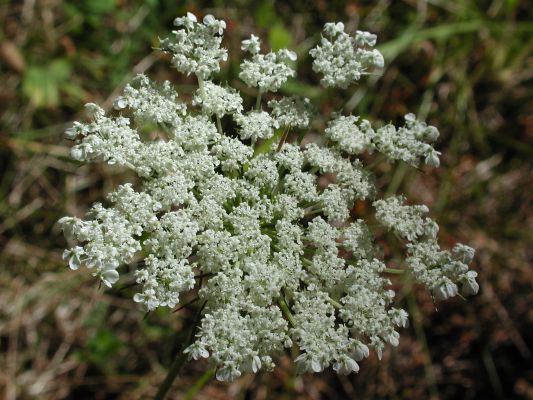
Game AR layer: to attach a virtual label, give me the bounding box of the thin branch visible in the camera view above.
[383,268,405,275]
[154,301,207,400]
[172,297,199,313]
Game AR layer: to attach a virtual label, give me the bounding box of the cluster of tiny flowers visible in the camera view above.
[309,22,384,88]
[239,34,297,93]
[373,196,478,299]
[59,14,478,382]
[160,12,228,80]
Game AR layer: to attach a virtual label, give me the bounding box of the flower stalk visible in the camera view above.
[155,302,206,400]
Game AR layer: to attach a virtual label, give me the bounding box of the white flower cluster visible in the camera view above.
[59,14,478,382]
[310,22,384,88]
[193,81,243,118]
[112,75,186,125]
[239,34,297,93]
[234,111,274,143]
[268,96,313,129]
[325,114,375,155]
[325,113,441,167]
[406,241,478,300]
[374,113,441,167]
[374,195,477,299]
[374,196,438,242]
[160,12,228,80]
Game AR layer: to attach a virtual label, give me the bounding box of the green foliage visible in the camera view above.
[255,0,277,28]
[268,24,292,51]
[83,328,123,370]
[22,59,71,108]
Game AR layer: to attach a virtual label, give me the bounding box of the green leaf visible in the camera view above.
[269,24,292,51]
[254,129,283,157]
[23,67,58,108]
[84,328,122,369]
[281,80,323,100]
[22,59,71,108]
[378,20,488,60]
[61,82,88,103]
[49,59,71,80]
[255,0,276,28]
[84,0,117,15]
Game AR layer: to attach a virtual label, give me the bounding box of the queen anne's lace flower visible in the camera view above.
[113,74,186,126]
[59,14,478,382]
[325,114,375,155]
[342,220,375,260]
[310,22,384,88]
[133,254,195,310]
[268,96,312,129]
[234,111,274,143]
[239,35,297,93]
[406,241,478,300]
[241,34,261,54]
[160,13,227,80]
[193,81,243,117]
[374,195,439,242]
[374,113,441,167]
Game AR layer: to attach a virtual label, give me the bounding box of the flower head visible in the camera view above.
[240,43,297,93]
[59,13,477,382]
[310,22,384,88]
[160,13,227,80]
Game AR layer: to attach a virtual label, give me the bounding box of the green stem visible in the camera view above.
[404,275,439,400]
[301,257,312,267]
[184,368,216,400]
[385,162,408,196]
[309,166,320,175]
[270,166,286,197]
[154,347,188,400]
[384,268,405,275]
[154,302,206,400]
[328,298,342,309]
[365,154,387,170]
[256,91,262,110]
[197,76,205,97]
[304,206,323,218]
[276,127,290,152]
[296,130,307,145]
[216,115,223,134]
[172,296,199,313]
[277,296,296,327]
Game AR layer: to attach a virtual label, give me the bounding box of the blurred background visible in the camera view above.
[1,0,532,399]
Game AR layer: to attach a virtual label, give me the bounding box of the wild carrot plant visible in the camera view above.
[59,12,478,388]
